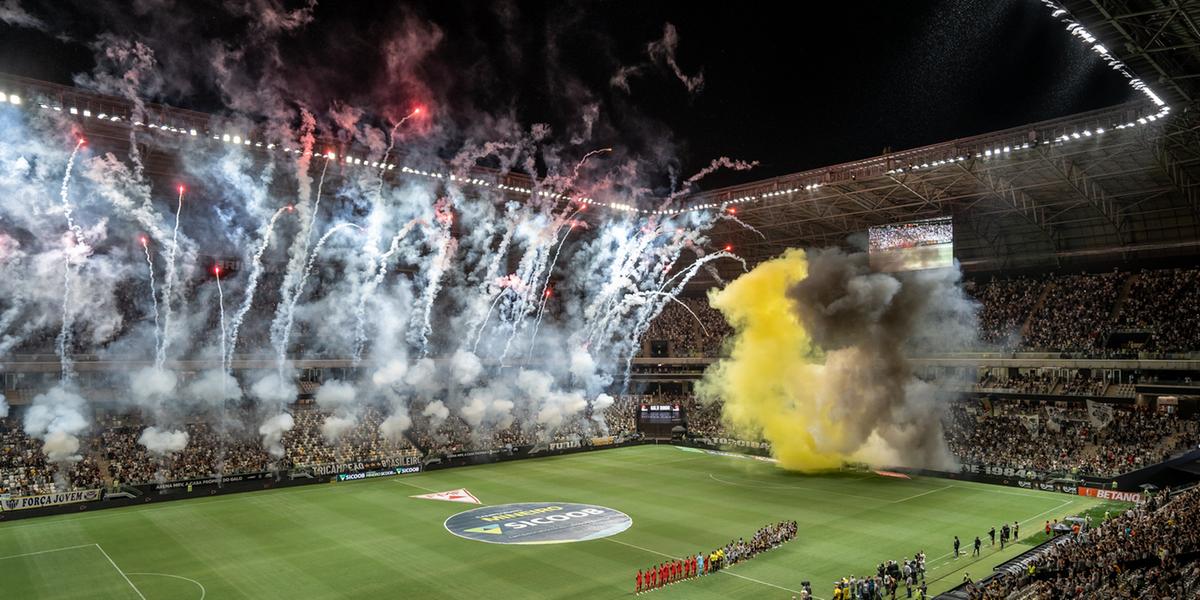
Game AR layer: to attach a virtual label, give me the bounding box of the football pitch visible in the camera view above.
[0,445,1110,599]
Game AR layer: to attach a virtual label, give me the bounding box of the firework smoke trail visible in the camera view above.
[496,237,551,364]
[277,221,362,366]
[226,205,291,370]
[721,212,767,240]
[156,186,184,370]
[411,205,457,358]
[214,265,227,375]
[582,226,660,347]
[618,250,746,391]
[352,219,421,363]
[376,107,421,194]
[526,213,583,358]
[273,158,332,376]
[141,237,161,357]
[466,212,521,350]
[471,287,512,354]
[571,147,612,181]
[55,139,86,383]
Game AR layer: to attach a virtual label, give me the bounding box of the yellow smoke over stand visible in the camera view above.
[699,249,870,472]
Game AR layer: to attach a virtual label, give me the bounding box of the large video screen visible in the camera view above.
[868,216,953,272]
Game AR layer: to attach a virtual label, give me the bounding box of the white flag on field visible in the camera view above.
[411,488,481,504]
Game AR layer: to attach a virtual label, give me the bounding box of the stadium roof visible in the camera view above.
[1,0,1196,283]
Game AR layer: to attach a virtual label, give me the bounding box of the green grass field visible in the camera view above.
[0,445,1111,599]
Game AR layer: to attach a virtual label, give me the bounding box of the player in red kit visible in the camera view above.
[636,569,642,593]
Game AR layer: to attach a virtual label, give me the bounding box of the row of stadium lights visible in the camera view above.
[882,102,1170,176]
[1,88,834,218]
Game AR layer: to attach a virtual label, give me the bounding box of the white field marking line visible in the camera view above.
[707,473,884,503]
[94,543,147,600]
[606,538,816,598]
[127,572,206,600]
[948,484,1065,499]
[887,485,953,504]
[0,543,96,561]
[392,478,442,493]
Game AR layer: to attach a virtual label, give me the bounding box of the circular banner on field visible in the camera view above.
[444,502,633,545]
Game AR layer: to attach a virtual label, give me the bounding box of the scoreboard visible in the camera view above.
[638,403,683,439]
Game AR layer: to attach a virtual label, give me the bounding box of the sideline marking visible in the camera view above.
[707,473,883,502]
[128,572,207,600]
[0,543,96,561]
[392,478,442,494]
[95,543,148,600]
[888,485,953,504]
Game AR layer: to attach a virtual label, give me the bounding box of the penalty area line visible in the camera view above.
[94,544,148,600]
[606,538,814,598]
[127,572,207,600]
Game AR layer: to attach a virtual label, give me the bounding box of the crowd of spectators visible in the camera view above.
[0,416,102,497]
[284,407,419,468]
[634,267,1200,358]
[967,276,1045,347]
[976,371,1057,394]
[945,399,1198,478]
[641,298,732,358]
[1021,271,1123,352]
[1113,268,1200,353]
[965,488,1200,599]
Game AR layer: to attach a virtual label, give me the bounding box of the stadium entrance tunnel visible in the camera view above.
[444,502,633,544]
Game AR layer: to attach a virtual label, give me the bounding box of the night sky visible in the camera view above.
[0,0,1132,188]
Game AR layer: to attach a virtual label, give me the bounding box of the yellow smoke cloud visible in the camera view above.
[698,249,846,472]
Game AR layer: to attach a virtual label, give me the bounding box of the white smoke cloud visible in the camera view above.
[185,370,243,404]
[591,392,614,434]
[314,379,356,409]
[404,358,442,396]
[137,426,189,455]
[258,412,295,459]
[422,399,450,425]
[251,372,298,404]
[372,359,409,387]
[315,379,359,443]
[380,410,412,442]
[320,414,356,443]
[0,392,8,418]
[23,386,89,464]
[129,367,178,403]
[450,349,483,386]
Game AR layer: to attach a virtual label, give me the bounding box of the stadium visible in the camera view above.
[0,1,1199,599]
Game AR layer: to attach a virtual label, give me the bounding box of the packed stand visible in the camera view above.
[284,406,419,468]
[1114,267,1200,353]
[964,488,1200,599]
[967,276,1045,348]
[0,416,102,497]
[641,298,732,358]
[945,400,1199,478]
[1021,271,1122,352]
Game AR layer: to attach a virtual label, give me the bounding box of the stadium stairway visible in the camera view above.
[1109,273,1139,323]
[1020,281,1055,340]
[92,447,116,490]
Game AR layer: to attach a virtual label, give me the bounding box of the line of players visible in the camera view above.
[634,521,798,594]
[953,520,1021,559]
